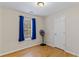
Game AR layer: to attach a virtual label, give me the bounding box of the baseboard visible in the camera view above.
[46,43,56,47]
[0,43,40,56]
[64,49,79,57]
[46,43,79,57]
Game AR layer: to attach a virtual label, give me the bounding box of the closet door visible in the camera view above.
[54,16,65,50]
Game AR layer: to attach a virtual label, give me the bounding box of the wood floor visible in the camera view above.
[1,45,76,57]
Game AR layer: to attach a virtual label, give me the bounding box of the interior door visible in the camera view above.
[54,16,65,50]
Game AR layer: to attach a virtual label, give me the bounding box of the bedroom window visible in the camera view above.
[24,17,31,38]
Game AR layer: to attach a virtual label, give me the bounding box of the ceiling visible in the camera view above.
[0,2,79,16]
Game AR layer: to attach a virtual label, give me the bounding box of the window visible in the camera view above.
[24,17,31,38]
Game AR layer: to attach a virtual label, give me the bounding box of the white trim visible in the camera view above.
[0,43,40,56]
[64,49,79,57]
[46,43,56,47]
[46,43,79,57]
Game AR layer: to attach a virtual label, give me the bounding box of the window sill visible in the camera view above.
[25,38,31,41]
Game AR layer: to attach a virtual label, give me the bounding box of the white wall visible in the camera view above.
[65,7,79,56]
[0,8,2,54]
[45,15,55,47]
[45,6,79,56]
[0,8,45,56]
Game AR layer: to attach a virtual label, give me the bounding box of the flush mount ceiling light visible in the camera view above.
[37,2,45,7]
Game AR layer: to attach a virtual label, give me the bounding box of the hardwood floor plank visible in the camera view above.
[1,45,76,57]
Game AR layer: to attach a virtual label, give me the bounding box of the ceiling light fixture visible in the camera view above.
[37,2,45,7]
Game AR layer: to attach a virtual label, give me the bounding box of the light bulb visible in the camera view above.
[37,2,44,7]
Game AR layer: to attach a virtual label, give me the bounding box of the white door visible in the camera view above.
[54,16,65,50]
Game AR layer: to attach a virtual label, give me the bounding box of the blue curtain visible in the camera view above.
[32,18,36,40]
[19,16,25,42]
